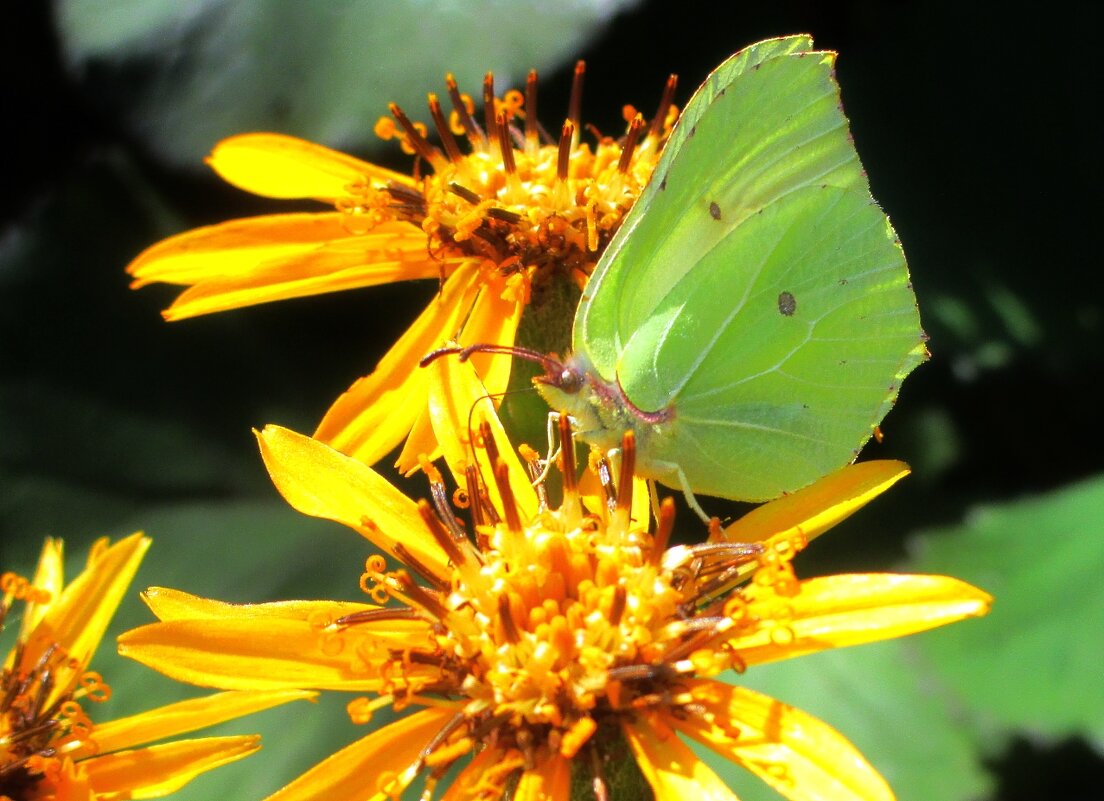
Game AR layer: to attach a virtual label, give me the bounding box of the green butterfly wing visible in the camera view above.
[573,35,926,501]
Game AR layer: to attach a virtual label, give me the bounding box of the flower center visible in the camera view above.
[323,421,801,789]
[1,572,109,800]
[346,64,678,299]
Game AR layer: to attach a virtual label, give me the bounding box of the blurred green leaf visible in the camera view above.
[695,638,992,801]
[55,0,641,167]
[909,475,1104,747]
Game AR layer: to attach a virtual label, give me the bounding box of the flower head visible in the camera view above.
[126,65,678,473]
[0,534,312,801]
[117,362,991,801]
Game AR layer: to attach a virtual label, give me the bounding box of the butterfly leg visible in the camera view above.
[650,459,711,523]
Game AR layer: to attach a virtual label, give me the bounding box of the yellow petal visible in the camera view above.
[130,219,437,320]
[24,533,149,706]
[92,690,316,754]
[263,708,456,801]
[732,573,993,667]
[457,278,525,399]
[721,461,910,546]
[140,586,380,623]
[394,400,443,477]
[82,735,260,799]
[257,425,451,579]
[514,751,571,801]
[426,355,538,520]
[208,133,415,200]
[314,259,483,467]
[622,716,740,801]
[671,680,894,801]
[129,213,365,286]
[118,617,430,691]
[20,537,65,639]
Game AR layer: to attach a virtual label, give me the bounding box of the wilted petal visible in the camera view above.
[733,573,993,667]
[314,259,483,467]
[92,690,316,753]
[263,708,457,801]
[81,735,260,799]
[623,715,740,801]
[257,425,451,579]
[208,133,415,200]
[671,680,893,801]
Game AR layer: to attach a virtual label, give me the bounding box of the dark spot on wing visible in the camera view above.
[689,124,696,137]
[778,291,796,316]
[659,175,667,191]
[709,201,721,220]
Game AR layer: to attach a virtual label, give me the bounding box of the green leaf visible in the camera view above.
[55,0,641,167]
[694,639,992,801]
[909,474,1104,746]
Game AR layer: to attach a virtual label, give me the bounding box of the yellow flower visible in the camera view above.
[0,533,313,801]
[126,66,678,474]
[117,362,991,801]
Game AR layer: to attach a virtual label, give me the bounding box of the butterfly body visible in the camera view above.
[534,35,926,509]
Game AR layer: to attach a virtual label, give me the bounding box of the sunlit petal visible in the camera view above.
[208,133,415,200]
[20,536,65,639]
[721,461,910,547]
[623,716,740,801]
[513,751,571,801]
[733,573,993,667]
[263,708,457,801]
[257,425,451,579]
[426,355,538,519]
[119,617,431,691]
[671,680,893,801]
[82,735,260,799]
[314,259,483,467]
[92,690,316,753]
[140,586,379,623]
[24,533,149,705]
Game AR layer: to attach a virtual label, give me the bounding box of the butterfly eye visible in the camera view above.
[558,367,585,394]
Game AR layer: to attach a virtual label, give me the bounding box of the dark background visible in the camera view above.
[3,2,1102,799]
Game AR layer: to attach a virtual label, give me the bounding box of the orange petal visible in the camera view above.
[92,690,316,754]
[721,461,910,546]
[118,616,431,692]
[24,533,149,707]
[262,708,456,801]
[256,425,451,579]
[622,715,739,801]
[82,735,260,798]
[208,133,415,200]
[314,259,482,467]
[732,573,993,667]
[514,751,571,801]
[426,355,538,519]
[671,680,893,801]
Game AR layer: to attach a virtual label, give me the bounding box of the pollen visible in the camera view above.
[354,64,678,301]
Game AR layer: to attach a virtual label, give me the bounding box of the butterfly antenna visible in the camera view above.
[420,343,564,376]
